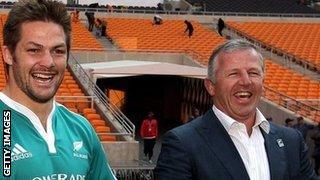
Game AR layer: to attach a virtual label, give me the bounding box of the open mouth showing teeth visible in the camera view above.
[234,92,252,99]
[32,73,55,83]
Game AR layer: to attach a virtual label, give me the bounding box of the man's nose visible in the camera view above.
[239,72,251,86]
[39,51,54,67]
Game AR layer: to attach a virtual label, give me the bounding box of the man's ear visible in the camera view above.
[2,45,13,66]
[204,78,215,96]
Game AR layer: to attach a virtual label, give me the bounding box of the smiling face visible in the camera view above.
[3,21,67,103]
[206,48,264,122]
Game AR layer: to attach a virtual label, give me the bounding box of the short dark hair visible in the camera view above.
[285,118,293,124]
[3,0,71,54]
[297,116,304,122]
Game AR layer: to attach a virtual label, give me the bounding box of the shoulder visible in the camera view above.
[170,120,196,137]
[55,103,102,149]
[164,115,204,146]
[55,103,94,133]
[172,110,212,135]
[270,122,298,135]
[0,100,10,110]
[56,103,88,122]
[270,122,303,142]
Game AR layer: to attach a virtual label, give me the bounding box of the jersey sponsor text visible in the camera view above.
[32,174,86,180]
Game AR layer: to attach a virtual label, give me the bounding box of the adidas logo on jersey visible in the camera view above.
[11,143,33,162]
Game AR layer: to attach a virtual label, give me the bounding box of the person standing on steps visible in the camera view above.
[140,111,159,163]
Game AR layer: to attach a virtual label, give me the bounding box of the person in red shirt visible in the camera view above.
[140,111,158,162]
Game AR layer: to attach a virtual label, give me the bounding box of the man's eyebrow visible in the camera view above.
[248,67,263,72]
[26,41,43,48]
[25,42,67,49]
[53,43,67,49]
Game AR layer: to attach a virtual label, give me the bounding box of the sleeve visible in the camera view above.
[87,131,117,180]
[296,129,318,179]
[154,131,193,180]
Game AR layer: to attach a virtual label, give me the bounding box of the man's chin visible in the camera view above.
[32,96,55,103]
[27,91,56,104]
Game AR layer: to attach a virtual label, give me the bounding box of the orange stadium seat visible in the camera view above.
[264,60,319,100]
[94,126,111,133]
[86,113,102,121]
[99,135,116,141]
[71,22,104,51]
[227,21,320,68]
[83,108,97,115]
[106,18,225,64]
[91,120,106,126]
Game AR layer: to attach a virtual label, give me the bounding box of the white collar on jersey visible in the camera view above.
[0,92,57,154]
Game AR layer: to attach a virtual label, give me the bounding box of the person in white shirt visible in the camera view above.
[155,39,318,180]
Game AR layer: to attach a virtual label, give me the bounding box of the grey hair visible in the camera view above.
[207,39,265,83]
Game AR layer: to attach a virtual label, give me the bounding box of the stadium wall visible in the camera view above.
[92,12,320,23]
[102,141,139,166]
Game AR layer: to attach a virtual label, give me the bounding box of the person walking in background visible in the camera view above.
[101,20,107,37]
[85,11,95,31]
[153,15,163,25]
[184,20,194,38]
[140,111,158,163]
[155,39,317,180]
[95,18,102,36]
[95,18,107,37]
[217,18,225,36]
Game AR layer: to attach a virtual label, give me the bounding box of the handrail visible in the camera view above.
[55,95,94,109]
[67,7,320,18]
[263,86,320,122]
[68,52,136,140]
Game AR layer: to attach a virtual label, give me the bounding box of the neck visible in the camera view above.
[2,86,53,126]
[243,117,255,136]
[214,105,256,136]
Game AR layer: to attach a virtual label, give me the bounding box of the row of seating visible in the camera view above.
[106,18,225,64]
[265,60,319,99]
[71,22,105,50]
[227,21,320,68]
